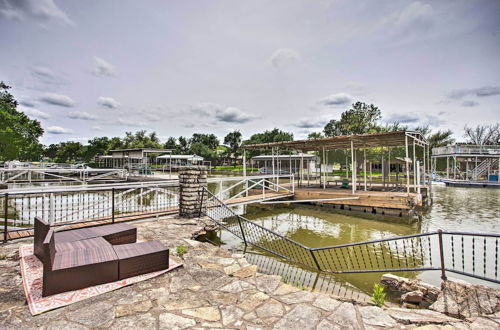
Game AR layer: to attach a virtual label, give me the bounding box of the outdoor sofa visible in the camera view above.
[33,217,169,296]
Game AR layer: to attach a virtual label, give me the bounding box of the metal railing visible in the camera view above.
[432,145,500,156]
[1,181,180,241]
[202,188,500,284]
[207,174,294,203]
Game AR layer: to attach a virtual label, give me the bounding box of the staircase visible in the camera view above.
[471,158,498,180]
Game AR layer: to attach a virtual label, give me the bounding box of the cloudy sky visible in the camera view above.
[1,0,499,145]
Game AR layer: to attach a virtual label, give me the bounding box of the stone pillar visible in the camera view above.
[179,165,207,218]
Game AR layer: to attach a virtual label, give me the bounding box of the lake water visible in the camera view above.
[203,185,500,297]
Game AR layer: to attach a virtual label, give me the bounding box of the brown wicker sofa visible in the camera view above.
[34,217,169,296]
[34,217,137,262]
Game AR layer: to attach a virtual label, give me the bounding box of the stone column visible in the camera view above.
[178,165,207,218]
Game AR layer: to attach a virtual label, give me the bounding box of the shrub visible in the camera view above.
[371,283,386,307]
[176,245,187,257]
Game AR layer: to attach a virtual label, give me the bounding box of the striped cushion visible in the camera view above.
[55,228,97,243]
[52,239,117,270]
[113,241,167,259]
[89,223,134,237]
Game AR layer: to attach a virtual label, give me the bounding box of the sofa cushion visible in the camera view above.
[52,238,117,270]
[55,237,109,253]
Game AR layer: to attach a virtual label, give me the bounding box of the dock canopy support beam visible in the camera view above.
[351,140,356,194]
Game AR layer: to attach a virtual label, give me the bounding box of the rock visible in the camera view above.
[159,313,196,329]
[219,280,254,293]
[232,265,258,278]
[430,278,500,319]
[277,290,315,304]
[182,306,221,321]
[46,320,89,330]
[312,295,341,312]
[220,305,245,326]
[402,290,424,304]
[387,308,461,325]
[115,299,152,317]
[66,302,115,327]
[256,275,281,293]
[273,304,322,330]
[224,263,242,275]
[359,306,397,328]
[317,319,342,330]
[255,299,284,318]
[158,291,210,310]
[169,273,200,293]
[469,316,500,329]
[273,283,300,295]
[110,313,157,330]
[381,273,441,304]
[237,291,269,311]
[327,302,362,329]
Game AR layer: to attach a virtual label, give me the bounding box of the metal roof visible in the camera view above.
[156,154,204,160]
[251,153,319,161]
[242,131,427,151]
[109,148,173,153]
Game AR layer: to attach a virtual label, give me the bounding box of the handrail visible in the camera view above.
[201,187,500,284]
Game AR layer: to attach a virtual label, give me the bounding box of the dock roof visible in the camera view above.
[242,131,427,151]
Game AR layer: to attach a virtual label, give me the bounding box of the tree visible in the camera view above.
[85,137,111,161]
[0,82,44,161]
[464,124,500,145]
[190,142,217,162]
[55,142,85,163]
[223,130,242,162]
[122,130,163,149]
[243,128,293,145]
[190,133,219,150]
[177,136,190,154]
[163,137,177,150]
[323,102,382,137]
[307,132,323,140]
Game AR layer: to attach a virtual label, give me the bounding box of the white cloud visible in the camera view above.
[92,126,103,131]
[0,0,73,25]
[144,112,161,122]
[294,118,328,129]
[116,118,147,127]
[189,103,221,116]
[39,92,75,107]
[448,86,500,99]
[46,126,73,134]
[68,111,97,120]
[385,113,419,124]
[21,107,50,119]
[396,2,434,33]
[215,107,254,124]
[270,48,300,68]
[97,96,120,109]
[318,93,352,106]
[30,65,67,84]
[461,100,479,107]
[92,57,117,77]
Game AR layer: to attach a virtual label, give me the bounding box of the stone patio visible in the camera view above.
[1,215,499,329]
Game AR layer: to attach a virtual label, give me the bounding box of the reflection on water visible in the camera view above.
[209,186,500,296]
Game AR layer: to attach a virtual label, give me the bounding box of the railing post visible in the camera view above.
[3,193,8,243]
[236,215,247,247]
[309,248,321,271]
[438,230,447,281]
[198,188,205,217]
[111,188,115,223]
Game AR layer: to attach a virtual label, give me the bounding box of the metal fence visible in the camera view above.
[1,181,180,241]
[202,188,500,284]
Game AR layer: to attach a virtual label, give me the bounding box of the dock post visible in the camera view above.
[405,136,410,194]
[351,140,356,194]
[111,188,115,223]
[3,193,8,243]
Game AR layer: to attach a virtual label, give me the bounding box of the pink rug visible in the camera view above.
[19,245,181,315]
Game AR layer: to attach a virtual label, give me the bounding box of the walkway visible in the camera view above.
[1,216,498,329]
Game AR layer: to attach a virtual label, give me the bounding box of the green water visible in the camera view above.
[207,185,500,296]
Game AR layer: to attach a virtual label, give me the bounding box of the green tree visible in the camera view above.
[55,142,85,163]
[223,130,242,163]
[122,130,163,149]
[84,137,111,161]
[190,133,219,150]
[190,142,217,162]
[307,132,324,140]
[243,128,293,145]
[323,102,381,137]
[464,124,499,145]
[163,137,177,150]
[0,82,44,161]
[177,136,190,154]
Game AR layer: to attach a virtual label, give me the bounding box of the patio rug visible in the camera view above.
[19,245,182,315]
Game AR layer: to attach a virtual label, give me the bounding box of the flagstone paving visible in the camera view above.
[1,215,499,329]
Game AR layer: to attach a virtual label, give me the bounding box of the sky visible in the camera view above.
[1,0,499,145]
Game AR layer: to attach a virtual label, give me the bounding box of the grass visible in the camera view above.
[211,165,259,172]
[176,245,187,257]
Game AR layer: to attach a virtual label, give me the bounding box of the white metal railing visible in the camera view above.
[207,174,294,203]
[432,145,500,156]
